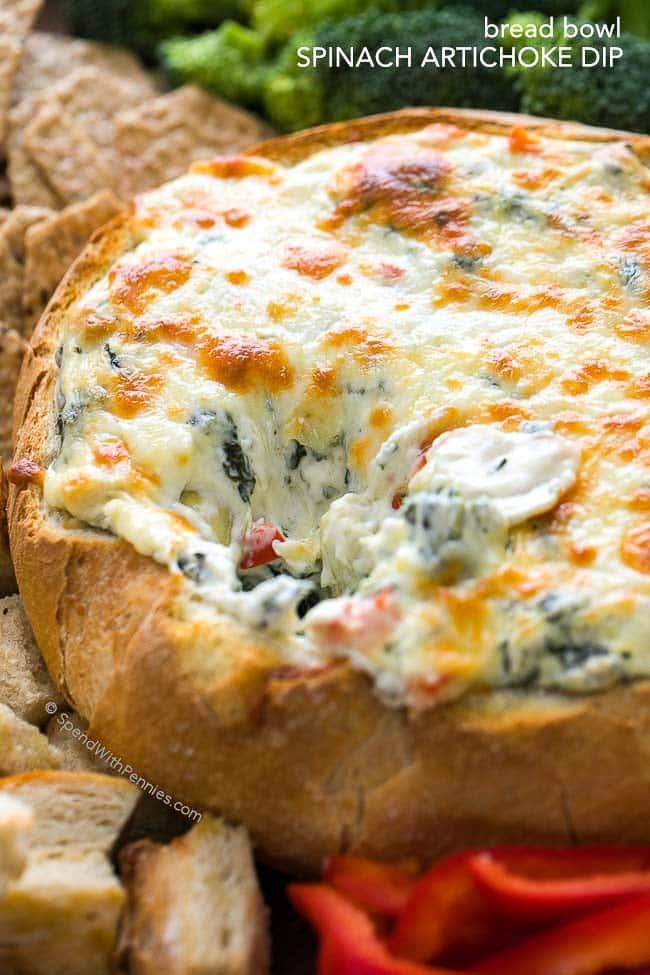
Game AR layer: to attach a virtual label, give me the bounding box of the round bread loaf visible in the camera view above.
[8,109,650,872]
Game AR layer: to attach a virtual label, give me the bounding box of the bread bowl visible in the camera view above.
[8,107,650,873]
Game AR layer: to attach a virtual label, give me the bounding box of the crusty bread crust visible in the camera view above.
[9,109,650,874]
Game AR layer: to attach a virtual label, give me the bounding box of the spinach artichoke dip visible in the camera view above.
[45,122,650,707]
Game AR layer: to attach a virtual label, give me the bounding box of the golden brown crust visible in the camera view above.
[9,109,650,873]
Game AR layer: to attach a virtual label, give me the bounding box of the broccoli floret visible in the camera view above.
[515,32,650,132]
[578,0,650,39]
[502,11,552,47]
[160,21,270,105]
[306,7,518,128]
[263,30,325,130]
[321,6,520,118]
[460,0,579,15]
[264,72,326,131]
[64,0,250,57]
[251,0,437,46]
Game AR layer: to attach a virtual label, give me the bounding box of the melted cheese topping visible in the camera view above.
[46,124,650,707]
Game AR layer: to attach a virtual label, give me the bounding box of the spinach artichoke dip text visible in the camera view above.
[46,123,650,707]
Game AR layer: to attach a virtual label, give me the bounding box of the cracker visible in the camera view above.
[11,31,157,106]
[6,98,62,209]
[7,59,150,209]
[0,0,43,146]
[0,37,22,149]
[3,204,51,261]
[38,66,154,171]
[0,240,22,334]
[0,326,26,461]
[24,101,115,205]
[115,85,272,197]
[0,206,51,333]
[22,189,123,332]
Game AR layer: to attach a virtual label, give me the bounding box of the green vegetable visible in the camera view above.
[514,32,650,132]
[161,21,270,105]
[251,0,436,46]
[578,0,650,38]
[64,0,250,57]
[501,10,551,48]
[251,0,582,43]
[263,30,325,129]
[463,0,579,14]
[265,6,520,132]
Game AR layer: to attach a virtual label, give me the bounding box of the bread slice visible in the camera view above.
[0,702,62,775]
[120,816,269,975]
[0,793,32,896]
[0,594,62,723]
[0,771,139,975]
[0,770,138,853]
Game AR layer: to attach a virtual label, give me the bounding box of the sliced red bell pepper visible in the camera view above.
[468,847,650,924]
[289,884,460,975]
[239,520,285,570]
[323,856,417,916]
[388,852,497,964]
[470,893,650,975]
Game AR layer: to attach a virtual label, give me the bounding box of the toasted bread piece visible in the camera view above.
[0,595,61,723]
[0,793,32,895]
[120,816,269,975]
[0,770,138,852]
[0,771,139,975]
[0,703,62,775]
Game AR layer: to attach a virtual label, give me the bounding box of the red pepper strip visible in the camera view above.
[289,884,461,975]
[470,893,650,975]
[476,845,650,882]
[389,853,497,964]
[469,848,650,924]
[323,856,417,916]
[239,520,285,570]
